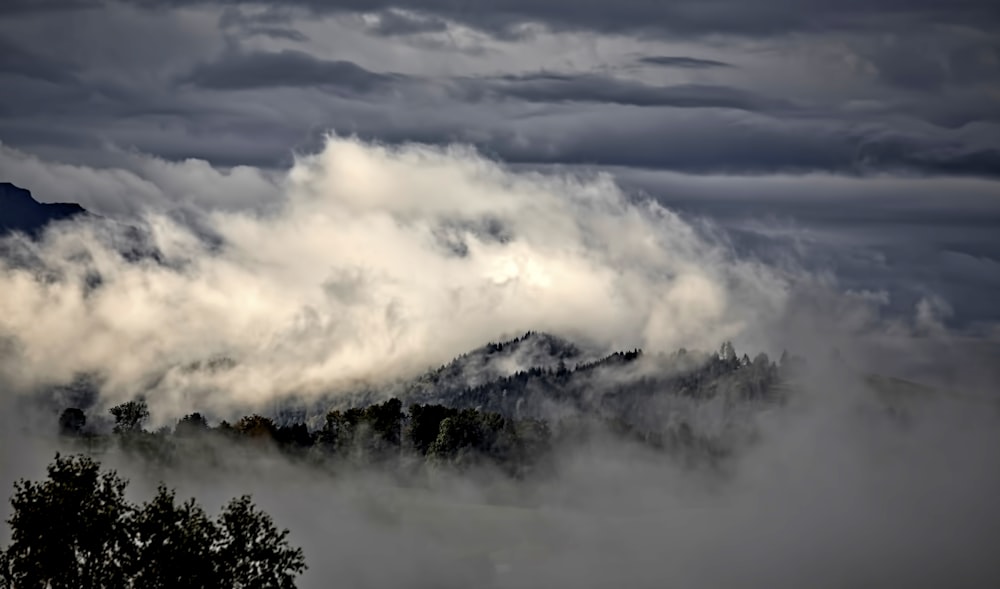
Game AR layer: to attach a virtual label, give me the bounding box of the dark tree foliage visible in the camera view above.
[216,496,306,589]
[109,399,149,434]
[0,454,306,589]
[58,407,86,436]
[319,400,403,461]
[174,412,209,436]
[364,397,403,450]
[274,422,313,451]
[407,404,458,454]
[318,410,345,452]
[431,409,490,460]
[131,486,220,588]
[320,408,365,456]
[235,414,278,440]
[0,455,132,589]
[423,408,551,475]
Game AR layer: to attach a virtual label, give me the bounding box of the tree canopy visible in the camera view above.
[0,454,306,589]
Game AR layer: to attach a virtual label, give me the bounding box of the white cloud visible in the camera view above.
[0,135,789,416]
[0,142,281,216]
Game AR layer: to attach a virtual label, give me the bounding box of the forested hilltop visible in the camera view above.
[41,334,794,477]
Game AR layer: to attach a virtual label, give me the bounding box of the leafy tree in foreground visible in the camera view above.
[131,486,221,588]
[0,454,306,589]
[0,454,132,589]
[217,496,306,589]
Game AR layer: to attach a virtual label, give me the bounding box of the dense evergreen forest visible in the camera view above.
[37,333,791,477]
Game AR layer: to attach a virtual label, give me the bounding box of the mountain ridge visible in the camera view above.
[0,182,88,237]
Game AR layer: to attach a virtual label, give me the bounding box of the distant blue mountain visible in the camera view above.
[0,182,87,237]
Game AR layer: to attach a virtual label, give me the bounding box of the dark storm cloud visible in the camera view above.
[240,27,309,41]
[366,10,449,36]
[5,88,996,179]
[606,169,1000,330]
[0,37,80,84]
[47,0,998,39]
[464,110,1000,178]
[637,56,733,69]
[864,145,1000,177]
[0,0,997,180]
[0,0,98,13]
[856,34,1000,93]
[465,73,790,112]
[217,6,309,41]
[217,5,295,27]
[180,50,406,92]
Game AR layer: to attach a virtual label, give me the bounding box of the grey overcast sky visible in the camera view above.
[1,0,999,331]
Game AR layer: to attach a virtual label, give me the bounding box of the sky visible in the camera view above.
[0,0,999,409]
[0,0,997,172]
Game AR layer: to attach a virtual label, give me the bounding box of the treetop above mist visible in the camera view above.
[40,336,797,482]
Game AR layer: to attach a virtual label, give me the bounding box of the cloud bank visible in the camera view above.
[1,0,997,177]
[0,136,790,417]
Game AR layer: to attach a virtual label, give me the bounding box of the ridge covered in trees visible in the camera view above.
[46,336,792,477]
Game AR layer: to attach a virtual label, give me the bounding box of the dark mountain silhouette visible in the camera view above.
[0,182,169,270]
[0,182,87,237]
